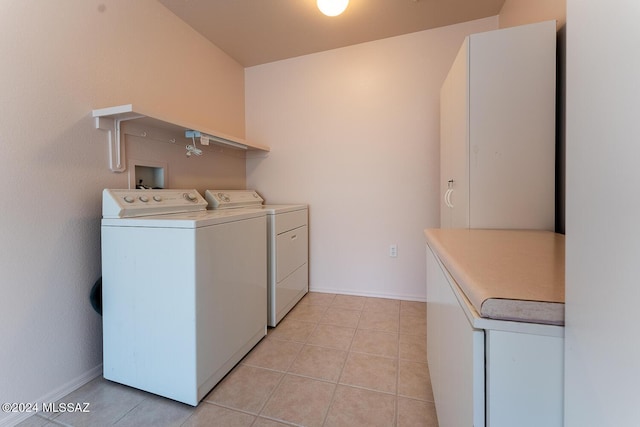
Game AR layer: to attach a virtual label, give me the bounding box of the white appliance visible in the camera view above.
[440,20,556,230]
[101,189,267,406]
[205,190,308,327]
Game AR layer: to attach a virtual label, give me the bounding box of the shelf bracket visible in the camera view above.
[95,115,143,173]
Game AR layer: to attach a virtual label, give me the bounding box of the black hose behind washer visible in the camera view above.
[90,277,102,315]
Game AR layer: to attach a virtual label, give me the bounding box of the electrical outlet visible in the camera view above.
[389,244,398,258]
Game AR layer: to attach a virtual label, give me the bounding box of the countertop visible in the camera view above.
[424,228,565,325]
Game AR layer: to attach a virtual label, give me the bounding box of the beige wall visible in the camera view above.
[499,0,566,29]
[0,0,245,420]
[246,17,498,300]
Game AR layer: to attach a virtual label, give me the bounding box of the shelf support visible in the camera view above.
[95,115,143,172]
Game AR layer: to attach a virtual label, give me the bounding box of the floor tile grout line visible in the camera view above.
[200,400,304,427]
[270,299,342,426]
[34,410,60,423]
[198,399,263,418]
[279,370,341,386]
[397,393,436,404]
[258,340,312,421]
[110,395,149,426]
[395,297,402,426]
[40,415,73,427]
[319,297,365,426]
[252,303,327,425]
[253,413,305,427]
[285,302,331,324]
[349,347,399,358]
[254,369,294,420]
[333,382,399,398]
[242,332,307,374]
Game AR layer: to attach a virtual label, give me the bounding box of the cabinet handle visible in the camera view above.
[291,234,297,240]
[444,180,455,208]
[445,189,454,208]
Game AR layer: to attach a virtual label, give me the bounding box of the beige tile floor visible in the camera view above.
[17,292,438,427]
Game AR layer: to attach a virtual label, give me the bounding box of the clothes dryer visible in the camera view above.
[205,190,308,327]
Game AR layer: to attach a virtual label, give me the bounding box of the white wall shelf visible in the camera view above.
[93,104,270,172]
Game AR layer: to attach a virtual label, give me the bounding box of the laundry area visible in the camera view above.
[5,1,639,427]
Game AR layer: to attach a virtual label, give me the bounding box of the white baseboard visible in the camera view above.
[0,364,103,427]
[309,286,426,302]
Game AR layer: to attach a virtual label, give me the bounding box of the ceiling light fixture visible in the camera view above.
[317,0,349,16]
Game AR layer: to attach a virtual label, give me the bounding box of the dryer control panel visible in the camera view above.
[205,190,264,209]
[102,189,207,218]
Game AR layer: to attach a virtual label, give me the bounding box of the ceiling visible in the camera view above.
[159,0,506,67]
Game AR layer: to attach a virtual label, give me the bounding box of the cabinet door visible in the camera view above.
[440,39,470,228]
[426,246,484,427]
[486,330,564,427]
[467,21,556,230]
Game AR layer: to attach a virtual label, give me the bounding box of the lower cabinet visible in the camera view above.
[426,246,564,427]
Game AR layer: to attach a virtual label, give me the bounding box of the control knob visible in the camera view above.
[184,192,199,202]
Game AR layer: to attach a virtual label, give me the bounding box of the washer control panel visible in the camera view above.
[103,189,207,218]
[205,190,264,209]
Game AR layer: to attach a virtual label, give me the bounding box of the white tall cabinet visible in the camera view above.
[440,20,557,230]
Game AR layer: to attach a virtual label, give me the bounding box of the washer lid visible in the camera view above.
[205,190,264,209]
[102,208,266,228]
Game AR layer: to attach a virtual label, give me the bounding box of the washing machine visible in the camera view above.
[101,189,267,406]
[205,190,308,327]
